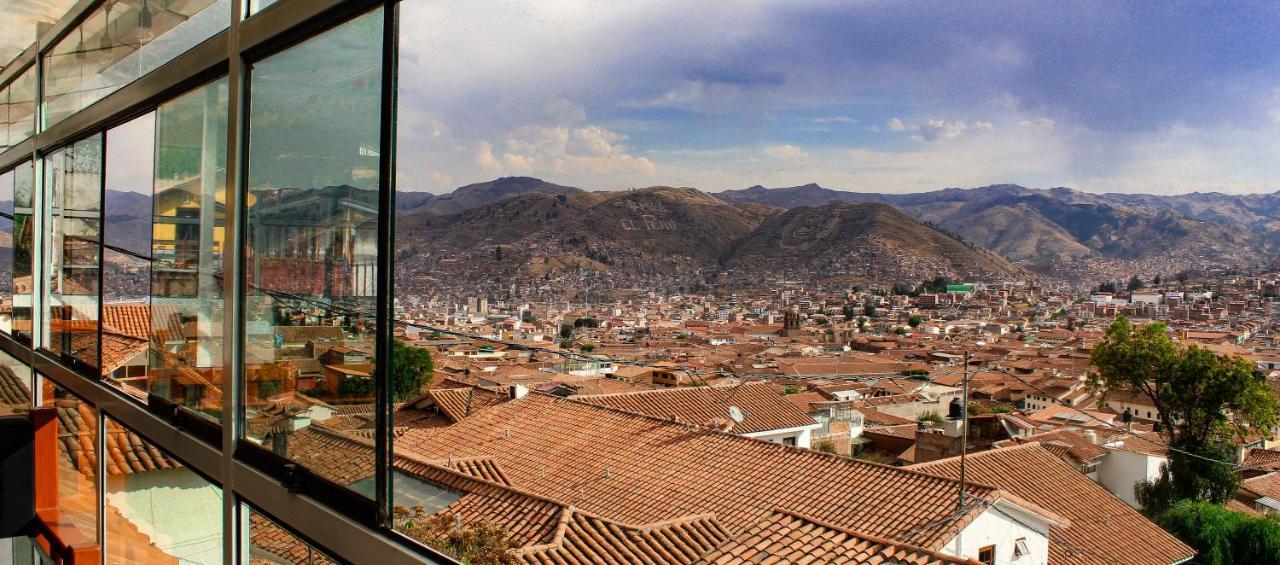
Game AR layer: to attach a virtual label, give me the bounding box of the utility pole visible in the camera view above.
[958,350,970,512]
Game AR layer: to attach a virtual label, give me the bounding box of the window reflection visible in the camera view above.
[246,506,338,564]
[41,0,230,129]
[0,345,32,415]
[44,137,103,373]
[103,416,223,564]
[242,8,383,496]
[148,78,228,419]
[0,66,37,149]
[13,161,35,344]
[101,114,156,398]
[43,382,99,545]
[0,168,12,332]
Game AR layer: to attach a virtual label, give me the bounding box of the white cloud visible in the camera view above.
[888,118,995,142]
[763,144,809,161]
[1018,117,1056,129]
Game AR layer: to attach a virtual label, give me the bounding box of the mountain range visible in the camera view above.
[17,176,1280,291]
[720,182,1272,274]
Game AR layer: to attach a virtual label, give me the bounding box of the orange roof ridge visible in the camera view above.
[513,505,576,556]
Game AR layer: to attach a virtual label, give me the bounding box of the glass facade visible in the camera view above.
[44,382,100,546]
[41,0,230,129]
[0,66,37,150]
[242,9,383,495]
[0,1,490,563]
[43,136,104,374]
[245,507,337,564]
[148,77,228,419]
[103,417,223,564]
[12,160,35,344]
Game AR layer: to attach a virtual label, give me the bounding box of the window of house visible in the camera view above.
[783,437,797,447]
[1013,537,1030,559]
[978,544,995,565]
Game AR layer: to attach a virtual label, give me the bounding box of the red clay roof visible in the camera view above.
[394,392,1006,550]
[910,443,1194,565]
[576,383,817,434]
[699,509,980,565]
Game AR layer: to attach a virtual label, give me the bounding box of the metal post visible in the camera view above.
[958,350,969,512]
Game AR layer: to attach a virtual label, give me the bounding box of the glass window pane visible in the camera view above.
[12,160,35,344]
[245,506,338,564]
[44,137,103,373]
[41,0,231,129]
[104,417,223,564]
[42,382,99,545]
[243,8,383,497]
[150,78,228,419]
[102,114,156,398]
[0,345,32,415]
[0,167,12,332]
[0,66,37,150]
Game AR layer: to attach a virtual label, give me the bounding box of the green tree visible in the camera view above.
[863,303,876,317]
[1153,273,1162,286]
[908,315,923,328]
[579,343,595,353]
[391,340,434,402]
[918,411,943,425]
[1154,500,1280,565]
[1127,275,1144,291]
[842,304,855,320]
[493,246,503,261]
[1091,317,1279,512]
[559,324,574,339]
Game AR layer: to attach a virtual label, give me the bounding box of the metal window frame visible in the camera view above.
[0,0,454,562]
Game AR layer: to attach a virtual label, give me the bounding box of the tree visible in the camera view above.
[521,311,535,323]
[1153,273,1162,286]
[918,411,943,425]
[1154,500,1280,565]
[391,340,434,402]
[493,246,503,262]
[1091,317,1279,511]
[559,324,574,339]
[842,305,855,320]
[908,315,923,328]
[894,327,907,335]
[579,344,595,353]
[1127,275,1144,291]
[863,303,877,317]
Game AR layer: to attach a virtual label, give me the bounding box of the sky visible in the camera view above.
[395,0,1280,195]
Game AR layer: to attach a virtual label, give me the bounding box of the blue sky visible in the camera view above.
[395,0,1280,195]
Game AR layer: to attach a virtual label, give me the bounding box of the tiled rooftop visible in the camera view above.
[910,443,1194,565]
[698,509,980,565]
[393,392,1007,549]
[577,382,816,434]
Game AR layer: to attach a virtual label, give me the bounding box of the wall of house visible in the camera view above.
[105,468,224,564]
[1097,449,1166,509]
[942,504,1050,565]
[742,424,816,449]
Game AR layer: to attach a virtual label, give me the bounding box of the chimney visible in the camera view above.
[1083,429,1098,444]
[509,383,529,400]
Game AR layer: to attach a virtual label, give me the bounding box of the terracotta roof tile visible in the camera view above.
[910,443,1194,565]
[577,383,816,434]
[698,509,980,565]
[394,393,1004,550]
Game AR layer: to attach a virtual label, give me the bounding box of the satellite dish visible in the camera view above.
[727,406,746,424]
